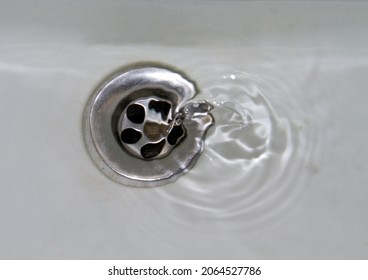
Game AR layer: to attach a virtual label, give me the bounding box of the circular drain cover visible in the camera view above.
[83,64,214,187]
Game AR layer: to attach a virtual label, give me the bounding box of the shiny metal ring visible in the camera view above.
[83,65,214,187]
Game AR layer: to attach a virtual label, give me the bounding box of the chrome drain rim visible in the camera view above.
[83,65,214,187]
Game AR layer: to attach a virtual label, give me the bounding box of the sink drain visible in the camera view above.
[83,64,214,187]
[119,96,186,160]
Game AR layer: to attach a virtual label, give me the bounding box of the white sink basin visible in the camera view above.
[1,1,368,259]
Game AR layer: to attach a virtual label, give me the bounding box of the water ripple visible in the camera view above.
[157,64,322,229]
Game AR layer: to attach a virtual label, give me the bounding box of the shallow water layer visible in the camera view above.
[1,1,368,259]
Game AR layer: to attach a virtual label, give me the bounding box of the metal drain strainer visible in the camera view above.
[83,65,214,187]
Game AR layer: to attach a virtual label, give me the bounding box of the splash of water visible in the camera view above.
[157,66,322,230]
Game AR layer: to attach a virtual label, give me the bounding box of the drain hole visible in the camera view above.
[121,128,142,144]
[127,104,145,124]
[149,100,171,120]
[167,125,185,145]
[141,139,166,159]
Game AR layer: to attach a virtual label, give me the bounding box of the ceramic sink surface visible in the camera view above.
[1,1,368,259]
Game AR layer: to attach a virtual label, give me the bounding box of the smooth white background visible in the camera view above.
[1,260,368,279]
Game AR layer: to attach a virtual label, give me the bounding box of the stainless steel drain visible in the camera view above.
[83,64,214,187]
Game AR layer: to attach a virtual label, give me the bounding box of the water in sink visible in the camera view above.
[1,1,367,259]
